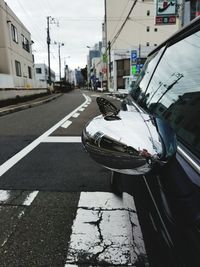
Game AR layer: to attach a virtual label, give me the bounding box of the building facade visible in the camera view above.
[0,0,36,88]
[87,42,103,88]
[104,0,194,91]
[35,64,55,88]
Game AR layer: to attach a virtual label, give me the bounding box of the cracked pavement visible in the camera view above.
[65,192,149,266]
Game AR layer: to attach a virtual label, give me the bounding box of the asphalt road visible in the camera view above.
[0,89,176,267]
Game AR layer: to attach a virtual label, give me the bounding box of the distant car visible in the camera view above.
[82,16,200,266]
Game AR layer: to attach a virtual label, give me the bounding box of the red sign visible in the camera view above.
[155,16,176,25]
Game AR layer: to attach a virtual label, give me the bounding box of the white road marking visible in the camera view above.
[0,190,10,202]
[43,136,81,143]
[61,120,72,129]
[23,191,39,206]
[1,238,8,248]
[91,94,101,97]
[72,112,80,118]
[79,107,85,112]
[66,192,148,266]
[0,190,39,248]
[0,94,90,177]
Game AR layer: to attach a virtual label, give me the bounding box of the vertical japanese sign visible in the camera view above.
[130,50,137,76]
[155,0,177,25]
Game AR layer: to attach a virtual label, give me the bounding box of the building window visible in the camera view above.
[36,68,42,74]
[22,35,30,52]
[147,10,150,16]
[28,66,32,79]
[146,42,150,46]
[154,28,158,32]
[146,26,150,32]
[11,24,18,43]
[15,60,21,76]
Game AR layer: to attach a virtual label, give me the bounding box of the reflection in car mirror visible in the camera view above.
[96,97,121,121]
[82,105,177,175]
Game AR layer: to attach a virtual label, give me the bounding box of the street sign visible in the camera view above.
[131,50,137,64]
[131,65,137,75]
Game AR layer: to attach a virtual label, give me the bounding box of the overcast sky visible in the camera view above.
[6,0,104,77]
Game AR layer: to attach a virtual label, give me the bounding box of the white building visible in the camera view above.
[104,0,182,91]
[0,0,36,88]
[35,64,55,88]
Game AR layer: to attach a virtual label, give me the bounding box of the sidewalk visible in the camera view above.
[0,93,62,117]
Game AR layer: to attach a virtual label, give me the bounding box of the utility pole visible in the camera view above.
[58,42,64,81]
[138,44,141,73]
[108,40,111,88]
[47,16,57,85]
[58,43,61,81]
[47,16,51,85]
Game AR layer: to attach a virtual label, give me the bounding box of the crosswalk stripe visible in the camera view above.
[65,192,148,266]
[23,191,39,206]
[43,136,82,143]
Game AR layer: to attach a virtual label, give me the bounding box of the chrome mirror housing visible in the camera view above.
[82,98,177,175]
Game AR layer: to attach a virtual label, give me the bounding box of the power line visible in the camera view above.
[110,0,131,41]
[110,0,138,47]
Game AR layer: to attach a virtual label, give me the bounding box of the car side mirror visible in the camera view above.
[82,98,177,175]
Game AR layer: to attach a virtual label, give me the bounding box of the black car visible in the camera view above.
[82,16,200,267]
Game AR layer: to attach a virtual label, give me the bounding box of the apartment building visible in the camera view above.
[35,64,55,88]
[104,0,182,91]
[0,0,36,88]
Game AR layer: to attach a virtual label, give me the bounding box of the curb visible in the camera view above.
[0,93,63,117]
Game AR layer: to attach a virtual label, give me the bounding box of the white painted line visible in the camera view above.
[66,192,147,266]
[91,94,100,97]
[1,238,8,248]
[23,191,39,206]
[61,120,72,129]
[43,136,82,143]
[79,108,85,112]
[72,112,80,118]
[78,191,135,211]
[0,94,89,177]
[0,190,10,202]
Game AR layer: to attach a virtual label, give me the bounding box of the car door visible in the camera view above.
[130,23,200,267]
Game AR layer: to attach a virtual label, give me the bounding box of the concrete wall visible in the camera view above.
[0,88,48,101]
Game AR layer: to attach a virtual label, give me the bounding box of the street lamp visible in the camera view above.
[46,16,57,85]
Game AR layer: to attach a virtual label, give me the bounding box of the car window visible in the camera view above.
[130,47,165,101]
[142,31,200,158]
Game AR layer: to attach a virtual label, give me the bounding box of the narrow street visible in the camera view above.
[0,90,175,266]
